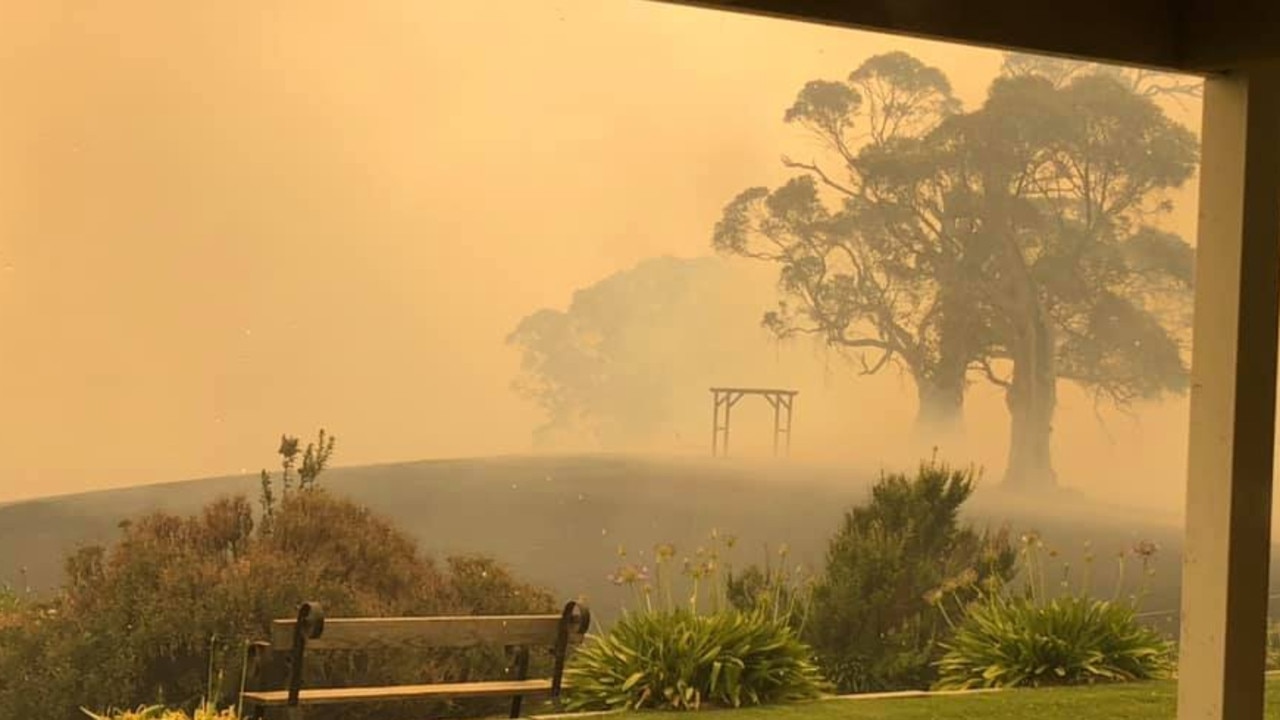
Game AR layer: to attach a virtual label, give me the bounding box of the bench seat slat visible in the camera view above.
[241,679,556,706]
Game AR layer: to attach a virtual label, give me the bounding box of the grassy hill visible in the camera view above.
[0,453,1267,634]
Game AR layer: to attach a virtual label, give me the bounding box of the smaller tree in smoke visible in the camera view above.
[506,256,776,451]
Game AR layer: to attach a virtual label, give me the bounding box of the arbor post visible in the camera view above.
[770,394,781,456]
[711,391,722,457]
[784,393,794,457]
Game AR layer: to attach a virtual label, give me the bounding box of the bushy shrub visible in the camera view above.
[0,431,556,720]
[933,537,1174,689]
[564,531,828,711]
[0,580,65,718]
[806,459,1016,693]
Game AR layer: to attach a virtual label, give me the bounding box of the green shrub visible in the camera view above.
[933,537,1174,689]
[565,530,827,711]
[933,594,1173,689]
[806,459,1015,693]
[564,608,825,711]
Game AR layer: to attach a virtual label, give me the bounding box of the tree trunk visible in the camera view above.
[1003,314,1057,490]
[913,299,971,450]
[980,162,1058,492]
[914,372,966,441]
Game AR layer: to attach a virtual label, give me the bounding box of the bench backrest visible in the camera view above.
[268,612,585,652]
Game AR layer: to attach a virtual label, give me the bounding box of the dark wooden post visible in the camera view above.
[767,393,781,457]
[285,601,325,720]
[508,646,531,718]
[711,390,722,457]
[551,601,591,711]
[242,641,274,720]
[784,394,794,457]
[723,392,735,457]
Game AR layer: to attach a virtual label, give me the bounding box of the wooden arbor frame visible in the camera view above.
[710,387,796,458]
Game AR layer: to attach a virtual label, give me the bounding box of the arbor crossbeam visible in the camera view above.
[709,387,797,458]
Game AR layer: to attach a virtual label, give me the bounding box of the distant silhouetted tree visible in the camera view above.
[506,256,773,450]
[714,51,1197,489]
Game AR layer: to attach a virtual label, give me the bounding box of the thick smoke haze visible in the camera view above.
[0,0,1208,521]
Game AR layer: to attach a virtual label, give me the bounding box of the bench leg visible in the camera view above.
[243,642,273,720]
[509,646,531,718]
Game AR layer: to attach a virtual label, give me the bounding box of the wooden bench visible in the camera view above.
[240,599,591,719]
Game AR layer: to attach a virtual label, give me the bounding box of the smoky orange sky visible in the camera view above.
[0,0,1206,513]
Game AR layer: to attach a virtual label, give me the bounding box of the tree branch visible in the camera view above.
[859,348,896,375]
[971,357,1012,388]
[781,156,858,197]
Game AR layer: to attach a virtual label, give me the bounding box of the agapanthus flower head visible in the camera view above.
[1132,540,1160,558]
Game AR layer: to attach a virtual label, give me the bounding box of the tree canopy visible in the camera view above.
[714,51,1197,488]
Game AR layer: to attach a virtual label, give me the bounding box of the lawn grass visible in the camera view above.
[629,678,1280,719]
